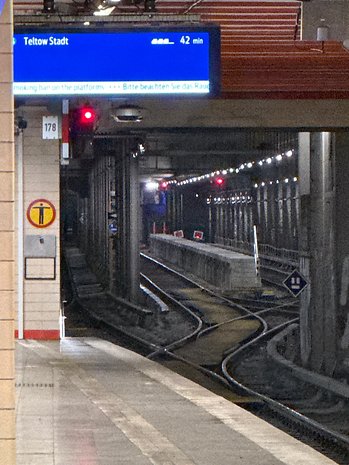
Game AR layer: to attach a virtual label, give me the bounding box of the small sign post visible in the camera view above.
[173,230,184,238]
[193,230,204,241]
[43,116,59,139]
[108,221,117,234]
[26,199,56,228]
[283,270,309,297]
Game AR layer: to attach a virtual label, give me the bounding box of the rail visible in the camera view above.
[221,320,349,459]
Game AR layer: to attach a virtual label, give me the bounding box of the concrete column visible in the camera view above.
[269,184,277,247]
[299,132,311,366]
[128,151,140,304]
[232,202,237,243]
[276,183,285,248]
[113,147,123,296]
[261,186,267,244]
[333,133,349,366]
[291,182,299,251]
[20,107,60,339]
[283,182,292,249]
[114,141,140,303]
[179,193,184,230]
[0,0,16,463]
[299,132,337,375]
[208,204,213,242]
[216,203,222,242]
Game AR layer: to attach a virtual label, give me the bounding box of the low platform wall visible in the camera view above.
[149,234,261,291]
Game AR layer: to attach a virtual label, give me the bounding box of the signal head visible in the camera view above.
[78,107,97,125]
[70,105,99,135]
[215,177,224,186]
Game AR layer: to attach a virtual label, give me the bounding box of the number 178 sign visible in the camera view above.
[42,116,59,139]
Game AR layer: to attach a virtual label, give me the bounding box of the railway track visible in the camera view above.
[142,253,349,463]
[222,331,349,465]
[64,246,349,463]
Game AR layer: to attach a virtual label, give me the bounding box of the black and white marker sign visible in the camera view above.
[283,270,309,297]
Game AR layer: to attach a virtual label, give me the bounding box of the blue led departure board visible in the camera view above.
[13,26,220,97]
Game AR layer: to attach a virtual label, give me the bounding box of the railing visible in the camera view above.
[215,235,299,268]
[215,236,252,255]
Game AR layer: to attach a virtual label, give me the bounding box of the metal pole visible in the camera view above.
[122,142,129,297]
[253,225,260,277]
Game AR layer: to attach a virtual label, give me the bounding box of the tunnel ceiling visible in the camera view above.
[91,126,298,181]
[143,128,292,157]
[139,128,297,179]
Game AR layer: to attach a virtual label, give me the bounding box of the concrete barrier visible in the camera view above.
[149,234,261,291]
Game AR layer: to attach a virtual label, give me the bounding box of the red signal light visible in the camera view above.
[215,177,224,186]
[70,106,99,135]
[79,107,96,125]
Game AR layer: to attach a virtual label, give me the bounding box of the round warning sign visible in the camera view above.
[26,199,56,228]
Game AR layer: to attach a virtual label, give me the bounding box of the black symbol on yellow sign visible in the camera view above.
[27,199,56,228]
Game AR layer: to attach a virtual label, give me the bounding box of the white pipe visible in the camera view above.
[16,130,24,339]
[59,303,66,339]
[253,225,260,278]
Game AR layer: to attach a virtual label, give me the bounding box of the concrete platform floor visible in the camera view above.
[16,338,337,465]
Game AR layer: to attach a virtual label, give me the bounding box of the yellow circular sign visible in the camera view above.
[26,199,56,228]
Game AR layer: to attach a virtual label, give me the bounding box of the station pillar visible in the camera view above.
[299,131,347,376]
[299,132,337,375]
[114,140,140,304]
[0,0,16,462]
[332,133,349,367]
[15,106,61,340]
[128,146,140,303]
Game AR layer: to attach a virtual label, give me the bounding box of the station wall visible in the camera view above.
[0,0,16,462]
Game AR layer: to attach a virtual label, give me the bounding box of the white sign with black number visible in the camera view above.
[42,116,59,139]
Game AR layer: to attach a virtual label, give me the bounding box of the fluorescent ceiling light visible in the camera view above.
[145,182,158,191]
[93,5,115,15]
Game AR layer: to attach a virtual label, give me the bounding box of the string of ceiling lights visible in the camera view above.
[206,175,298,205]
[253,176,298,189]
[206,178,298,205]
[206,193,252,205]
[166,149,296,188]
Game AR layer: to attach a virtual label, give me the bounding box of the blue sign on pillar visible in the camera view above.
[0,0,6,16]
[283,270,309,297]
[108,221,117,234]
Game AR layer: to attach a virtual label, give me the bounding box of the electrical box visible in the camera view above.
[24,235,56,280]
[24,235,56,258]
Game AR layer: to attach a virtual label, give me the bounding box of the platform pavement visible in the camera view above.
[15,338,337,465]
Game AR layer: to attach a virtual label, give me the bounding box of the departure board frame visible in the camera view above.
[13,24,221,97]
